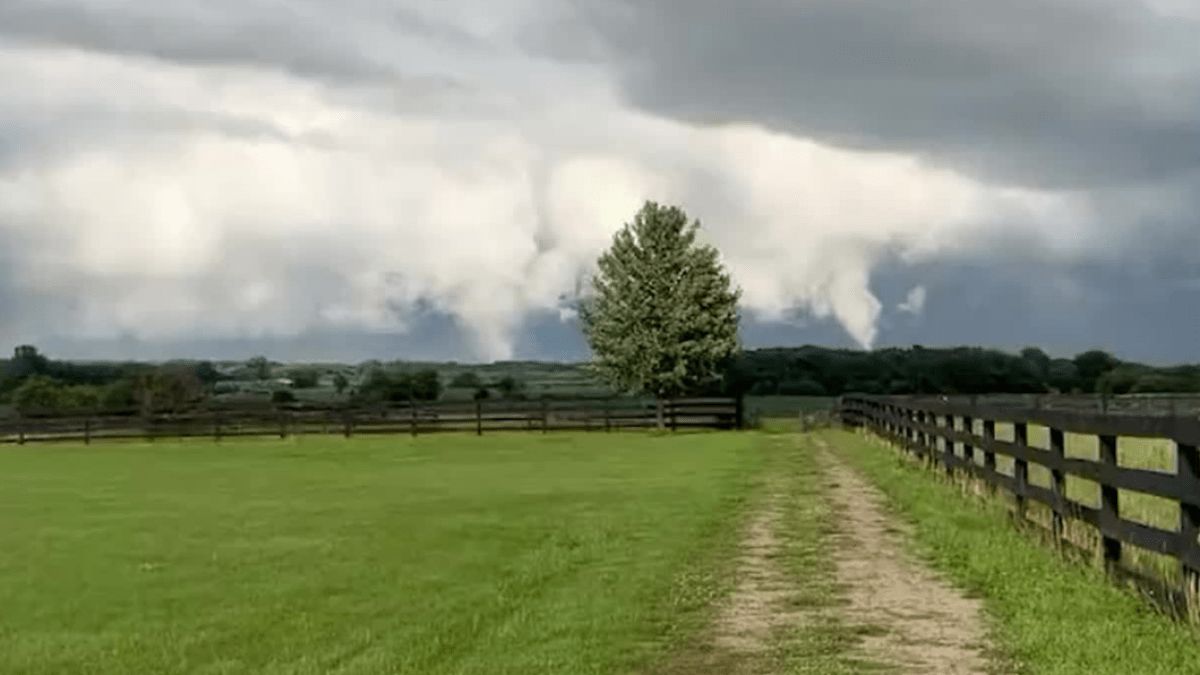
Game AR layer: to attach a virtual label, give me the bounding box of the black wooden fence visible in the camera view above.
[0,397,743,445]
[840,394,1200,613]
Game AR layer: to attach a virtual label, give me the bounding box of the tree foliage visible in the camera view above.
[287,368,321,389]
[246,356,272,381]
[14,376,104,415]
[357,368,442,402]
[580,201,740,401]
[494,375,525,400]
[450,372,483,389]
[726,345,1174,396]
[332,372,350,396]
[132,367,203,414]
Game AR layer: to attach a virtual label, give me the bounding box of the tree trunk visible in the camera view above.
[656,397,666,429]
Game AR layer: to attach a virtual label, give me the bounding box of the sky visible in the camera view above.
[1,0,1198,364]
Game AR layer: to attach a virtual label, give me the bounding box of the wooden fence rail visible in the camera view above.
[839,394,1200,615]
[0,397,743,445]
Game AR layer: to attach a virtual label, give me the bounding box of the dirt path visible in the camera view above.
[711,487,797,655]
[815,439,992,674]
[656,477,811,675]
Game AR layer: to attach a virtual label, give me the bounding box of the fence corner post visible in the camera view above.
[942,413,954,477]
[1049,427,1066,547]
[475,398,483,437]
[1098,433,1122,571]
[982,420,997,492]
[1013,422,1029,521]
[1177,442,1200,623]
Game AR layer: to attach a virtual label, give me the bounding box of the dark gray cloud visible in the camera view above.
[868,256,1200,364]
[534,0,1200,188]
[39,315,472,363]
[0,0,485,82]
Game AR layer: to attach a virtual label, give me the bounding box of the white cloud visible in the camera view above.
[897,286,928,316]
[0,9,1103,357]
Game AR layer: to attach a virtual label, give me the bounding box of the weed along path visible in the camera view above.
[712,487,791,654]
[657,480,805,675]
[814,438,992,674]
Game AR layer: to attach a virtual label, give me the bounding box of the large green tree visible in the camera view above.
[580,201,741,426]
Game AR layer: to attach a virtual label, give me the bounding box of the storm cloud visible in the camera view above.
[541,0,1200,187]
[0,0,1196,361]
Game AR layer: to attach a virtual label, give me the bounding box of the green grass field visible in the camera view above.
[0,433,762,674]
[5,427,1200,674]
[744,396,835,421]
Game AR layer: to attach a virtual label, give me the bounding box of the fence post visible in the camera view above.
[942,413,955,475]
[17,415,25,446]
[1049,427,1067,546]
[1013,422,1030,520]
[604,399,612,433]
[982,420,997,485]
[963,415,975,467]
[344,410,354,439]
[735,395,745,430]
[410,400,418,438]
[926,409,937,466]
[84,417,92,446]
[908,406,917,455]
[279,412,287,439]
[887,404,896,447]
[915,410,926,459]
[475,398,483,437]
[1098,434,1122,570]
[215,413,223,443]
[670,399,677,432]
[1176,442,1200,622]
[541,399,549,433]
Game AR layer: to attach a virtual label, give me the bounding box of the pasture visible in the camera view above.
[0,433,761,674]
[5,423,1200,674]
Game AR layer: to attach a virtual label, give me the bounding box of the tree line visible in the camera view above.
[0,346,452,416]
[726,346,1200,397]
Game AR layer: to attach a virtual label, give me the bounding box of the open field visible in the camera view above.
[0,433,761,674]
[5,427,1200,674]
[744,396,835,421]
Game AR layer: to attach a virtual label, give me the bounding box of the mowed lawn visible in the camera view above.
[0,433,762,674]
